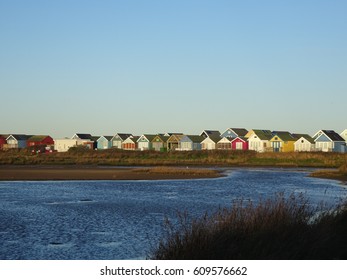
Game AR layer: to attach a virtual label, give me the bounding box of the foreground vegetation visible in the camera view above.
[150,193,347,260]
[1,148,347,168]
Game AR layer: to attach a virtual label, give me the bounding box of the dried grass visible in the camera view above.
[150,193,347,260]
[1,149,347,168]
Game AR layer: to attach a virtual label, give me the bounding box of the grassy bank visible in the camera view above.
[150,193,347,260]
[310,164,347,182]
[1,148,347,168]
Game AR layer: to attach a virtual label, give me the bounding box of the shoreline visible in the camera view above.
[0,165,223,181]
[309,170,347,183]
[1,164,346,183]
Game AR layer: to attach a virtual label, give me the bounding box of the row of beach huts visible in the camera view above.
[1,128,347,153]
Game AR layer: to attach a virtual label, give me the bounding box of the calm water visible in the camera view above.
[1,168,346,260]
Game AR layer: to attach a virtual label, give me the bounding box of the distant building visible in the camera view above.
[0,135,8,150]
[200,130,221,139]
[269,131,297,152]
[201,136,221,150]
[178,135,204,151]
[137,134,157,151]
[27,135,54,147]
[54,139,78,152]
[151,135,169,152]
[97,136,113,150]
[217,137,232,150]
[167,134,184,151]
[313,130,346,153]
[340,129,347,143]
[71,133,95,149]
[247,130,273,152]
[231,137,249,150]
[71,133,92,140]
[5,134,31,149]
[54,133,95,152]
[122,136,140,150]
[163,132,183,137]
[221,128,248,138]
[111,133,133,149]
[294,134,316,152]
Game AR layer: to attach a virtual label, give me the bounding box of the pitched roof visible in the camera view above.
[7,134,32,141]
[341,130,347,140]
[271,131,296,141]
[218,137,233,143]
[200,130,221,138]
[322,130,345,142]
[224,128,248,137]
[164,132,183,136]
[251,130,273,140]
[113,133,133,141]
[98,136,113,141]
[131,136,140,142]
[74,133,92,140]
[139,134,157,142]
[294,134,315,144]
[152,135,170,142]
[185,135,205,143]
[27,135,52,142]
[314,130,345,142]
[202,135,222,143]
[124,136,140,143]
[167,134,184,142]
[231,136,248,143]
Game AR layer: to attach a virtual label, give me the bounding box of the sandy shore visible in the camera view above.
[0,165,222,181]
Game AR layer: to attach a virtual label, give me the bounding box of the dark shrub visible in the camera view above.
[150,193,347,260]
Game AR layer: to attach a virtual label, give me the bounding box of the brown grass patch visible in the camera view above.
[310,164,347,181]
[150,193,347,260]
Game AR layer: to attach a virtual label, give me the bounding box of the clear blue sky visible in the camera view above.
[1,0,346,138]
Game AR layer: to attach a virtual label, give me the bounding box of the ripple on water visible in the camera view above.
[98,241,122,248]
[48,242,74,249]
[45,199,95,205]
[91,231,112,235]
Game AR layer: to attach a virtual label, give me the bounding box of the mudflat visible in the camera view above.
[0,165,222,181]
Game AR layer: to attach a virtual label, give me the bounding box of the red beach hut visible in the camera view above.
[231,137,249,150]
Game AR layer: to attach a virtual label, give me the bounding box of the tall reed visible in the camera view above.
[150,193,347,260]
